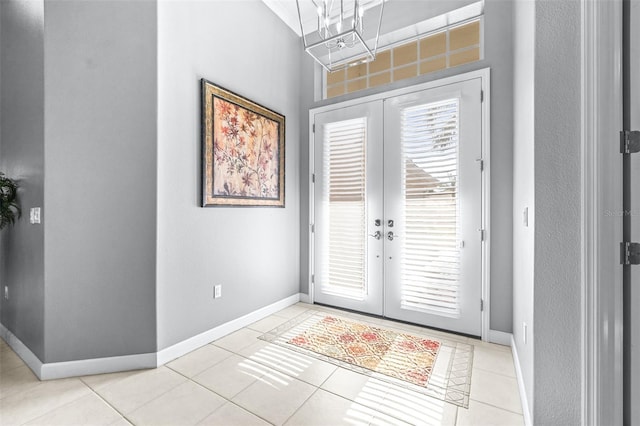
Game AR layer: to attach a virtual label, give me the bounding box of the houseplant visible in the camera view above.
[0,172,21,229]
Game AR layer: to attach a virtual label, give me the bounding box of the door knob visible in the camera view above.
[369,230,382,240]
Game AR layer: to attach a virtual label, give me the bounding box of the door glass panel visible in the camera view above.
[320,118,368,299]
[400,99,461,317]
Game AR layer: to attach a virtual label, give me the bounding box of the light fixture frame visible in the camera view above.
[296,0,385,72]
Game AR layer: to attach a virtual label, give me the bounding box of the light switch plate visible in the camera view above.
[30,207,41,224]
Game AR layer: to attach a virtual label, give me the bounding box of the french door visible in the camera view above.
[313,77,484,336]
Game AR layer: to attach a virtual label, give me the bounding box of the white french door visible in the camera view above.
[313,102,384,315]
[383,79,482,335]
[313,76,484,336]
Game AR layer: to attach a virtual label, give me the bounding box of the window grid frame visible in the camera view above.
[324,16,484,100]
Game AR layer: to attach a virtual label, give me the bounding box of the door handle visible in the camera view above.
[369,230,382,240]
[387,231,395,241]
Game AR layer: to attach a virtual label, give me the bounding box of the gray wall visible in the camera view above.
[43,0,158,362]
[533,1,581,423]
[0,0,46,361]
[299,0,515,333]
[157,0,302,350]
[512,0,535,414]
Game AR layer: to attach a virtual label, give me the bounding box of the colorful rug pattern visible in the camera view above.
[260,310,473,407]
[288,316,440,387]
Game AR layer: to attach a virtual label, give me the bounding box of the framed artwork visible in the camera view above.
[201,79,285,207]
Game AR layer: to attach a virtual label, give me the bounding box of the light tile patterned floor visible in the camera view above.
[0,303,524,425]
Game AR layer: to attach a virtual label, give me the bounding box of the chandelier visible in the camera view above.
[296,0,385,72]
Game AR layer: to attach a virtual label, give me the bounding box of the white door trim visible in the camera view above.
[581,0,624,424]
[308,68,491,340]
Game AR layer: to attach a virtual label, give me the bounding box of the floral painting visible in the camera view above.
[202,80,285,207]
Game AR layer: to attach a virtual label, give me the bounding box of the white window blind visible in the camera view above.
[400,99,461,317]
[321,118,368,299]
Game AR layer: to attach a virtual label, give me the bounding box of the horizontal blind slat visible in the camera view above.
[400,98,461,317]
[320,117,368,300]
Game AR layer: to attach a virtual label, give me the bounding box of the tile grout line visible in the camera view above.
[472,364,518,379]
[465,396,525,417]
[166,360,277,425]
[81,370,193,424]
[280,386,321,425]
[14,379,97,426]
[78,379,136,426]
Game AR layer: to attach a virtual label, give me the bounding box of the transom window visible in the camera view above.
[325,19,482,99]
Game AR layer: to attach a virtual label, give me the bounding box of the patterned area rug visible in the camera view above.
[260,310,473,407]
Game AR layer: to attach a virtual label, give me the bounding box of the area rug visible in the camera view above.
[259,310,473,407]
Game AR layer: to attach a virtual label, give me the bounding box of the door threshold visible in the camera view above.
[312,302,480,340]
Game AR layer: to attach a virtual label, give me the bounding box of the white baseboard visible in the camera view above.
[40,352,157,380]
[156,293,301,366]
[0,323,44,379]
[488,329,512,346]
[1,293,302,380]
[299,293,311,304]
[511,336,533,426]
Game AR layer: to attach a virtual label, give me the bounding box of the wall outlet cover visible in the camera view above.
[214,285,222,299]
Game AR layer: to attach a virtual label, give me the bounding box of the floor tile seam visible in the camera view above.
[78,368,156,394]
[467,397,524,416]
[202,400,277,426]
[280,386,322,426]
[130,367,231,423]
[211,338,260,355]
[471,344,512,353]
[95,371,188,418]
[0,378,42,402]
[78,381,133,425]
[5,377,90,418]
[0,362,26,374]
[320,385,432,426]
[164,350,234,379]
[172,364,277,425]
[470,365,517,379]
[14,380,110,426]
[317,383,429,424]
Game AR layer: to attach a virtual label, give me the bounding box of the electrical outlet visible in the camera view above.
[4,286,8,300]
[214,285,222,299]
[523,322,527,344]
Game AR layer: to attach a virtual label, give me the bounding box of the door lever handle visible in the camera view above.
[369,231,382,240]
[387,231,396,241]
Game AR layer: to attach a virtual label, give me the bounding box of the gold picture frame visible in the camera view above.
[201,80,285,207]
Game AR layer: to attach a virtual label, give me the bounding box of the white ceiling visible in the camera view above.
[261,0,306,36]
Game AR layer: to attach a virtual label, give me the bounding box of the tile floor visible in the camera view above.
[0,303,524,426]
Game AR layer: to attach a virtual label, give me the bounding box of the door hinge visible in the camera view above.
[311,274,315,284]
[479,229,486,241]
[620,130,640,154]
[480,90,484,103]
[312,123,316,133]
[476,158,484,171]
[311,223,315,233]
[481,299,484,311]
[621,242,640,265]
[312,173,315,183]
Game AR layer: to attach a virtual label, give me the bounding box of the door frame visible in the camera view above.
[581,0,624,424]
[307,68,491,340]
